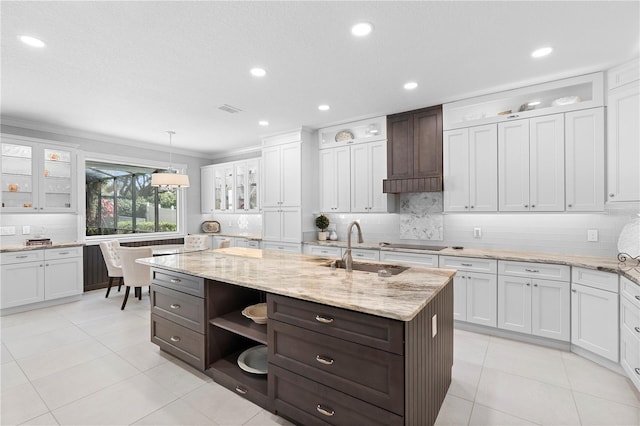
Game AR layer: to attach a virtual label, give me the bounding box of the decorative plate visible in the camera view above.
[335,130,354,142]
[242,303,267,324]
[618,218,640,258]
[201,220,220,233]
[237,345,268,374]
[552,96,581,106]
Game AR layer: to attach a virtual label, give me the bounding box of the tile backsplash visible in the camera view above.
[0,214,79,246]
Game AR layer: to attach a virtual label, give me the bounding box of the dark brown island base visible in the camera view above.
[140,248,455,426]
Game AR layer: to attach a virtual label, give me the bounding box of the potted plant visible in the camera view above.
[315,214,330,241]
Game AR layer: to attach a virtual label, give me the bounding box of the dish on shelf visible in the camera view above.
[201,220,220,233]
[8,184,18,192]
[237,345,268,374]
[552,96,581,106]
[335,130,355,142]
[242,303,267,324]
[497,110,512,116]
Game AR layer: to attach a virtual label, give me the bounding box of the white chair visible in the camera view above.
[184,234,209,250]
[99,240,123,298]
[218,238,231,249]
[117,246,153,310]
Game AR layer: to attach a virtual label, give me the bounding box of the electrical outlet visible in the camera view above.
[473,227,482,238]
[22,225,31,235]
[587,229,599,242]
[0,226,16,236]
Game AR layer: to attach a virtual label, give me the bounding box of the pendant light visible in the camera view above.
[151,131,190,188]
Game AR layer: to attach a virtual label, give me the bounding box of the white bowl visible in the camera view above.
[242,303,267,324]
[237,345,268,374]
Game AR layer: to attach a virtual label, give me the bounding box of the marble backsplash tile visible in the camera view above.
[399,192,444,240]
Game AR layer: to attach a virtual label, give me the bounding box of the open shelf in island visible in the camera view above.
[209,309,267,344]
[208,350,270,409]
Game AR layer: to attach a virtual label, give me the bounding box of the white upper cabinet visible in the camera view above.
[262,142,301,207]
[498,114,564,212]
[444,124,497,212]
[318,116,386,149]
[607,80,640,202]
[1,136,77,213]
[235,159,260,213]
[200,166,214,213]
[565,108,605,211]
[319,146,350,212]
[350,140,389,213]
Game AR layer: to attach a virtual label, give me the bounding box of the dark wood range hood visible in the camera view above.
[383,104,443,193]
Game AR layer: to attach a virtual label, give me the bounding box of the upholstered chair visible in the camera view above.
[184,234,209,250]
[117,246,153,310]
[218,238,231,249]
[99,240,123,298]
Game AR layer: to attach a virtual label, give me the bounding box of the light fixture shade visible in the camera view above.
[151,172,190,188]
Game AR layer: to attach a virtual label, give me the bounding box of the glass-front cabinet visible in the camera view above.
[1,136,76,213]
[203,159,260,214]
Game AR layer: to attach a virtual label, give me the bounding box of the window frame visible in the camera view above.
[82,153,187,244]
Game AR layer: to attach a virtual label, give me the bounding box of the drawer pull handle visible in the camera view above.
[524,268,539,273]
[316,404,335,417]
[461,263,473,267]
[235,386,247,395]
[635,327,640,333]
[170,336,181,342]
[16,255,28,259]
[170,278,182,283]
[315,315,334,324]
[58,251,69,255]
[636,296,640,301]
[170,304,181,309]
[315,355,334,365]
[636,368,640,376]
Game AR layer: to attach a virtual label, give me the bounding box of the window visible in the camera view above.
[85,161,180,236]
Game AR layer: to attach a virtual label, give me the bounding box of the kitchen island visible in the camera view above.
[138,247,455,426]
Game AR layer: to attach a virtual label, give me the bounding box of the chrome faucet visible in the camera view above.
[342,221,364,272]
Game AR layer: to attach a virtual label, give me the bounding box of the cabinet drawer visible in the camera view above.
[620,328,640,391]
[268,294,403,354]
[262,242,301,253]
[269,364,403,426]
[269,320,404,415]
[439,256,497,273]
[379,250,438,267]
[572,267,618,293]
[45,247,82,260]
[499,260,570,282]
[152,269,205,297]
[1,250,44,265]
[304,245,342,257]
[151,284,206,333]
[346,248,380,261]
[151,314,205,370]
[621,276,640,308]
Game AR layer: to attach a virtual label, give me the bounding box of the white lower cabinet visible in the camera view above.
[571,268,619,362]
[261,241,301,253]
[620,276,640,391]
[346,248,380,261]
[1,247,83,310]
[303,245,342,257]
[497,276,570,341]
[380,250,438,267]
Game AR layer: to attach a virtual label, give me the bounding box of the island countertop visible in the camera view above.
[137,247,455,321]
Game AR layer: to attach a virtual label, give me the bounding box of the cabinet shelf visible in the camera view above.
[209,310,268,344]
[207,350,269,407]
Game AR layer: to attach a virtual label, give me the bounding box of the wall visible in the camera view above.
[323,193,639,258]
[1,123,213,243]
[200,212,262,235]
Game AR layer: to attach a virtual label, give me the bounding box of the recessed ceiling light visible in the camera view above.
[528,101,541,106]
[351,22,373,37]
[258,120,269,126]
[318,104,330,111]
[19,35,45,48]
[531,47,553,58]
[250,68,266,77]
[404,82,418,90]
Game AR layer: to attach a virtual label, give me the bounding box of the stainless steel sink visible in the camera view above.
[325,260,409,275]
[379,242,448,251]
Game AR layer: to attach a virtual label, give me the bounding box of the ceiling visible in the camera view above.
[2,1,638,157]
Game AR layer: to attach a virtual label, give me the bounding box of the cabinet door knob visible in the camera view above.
[464,206,468,209]
[609,194,615,197]
[531,205,535,208]
[533,283,538,287]
[526,283,530,286]
[567,204,572,208]
[572,289,577,293]
[524,204,529,208]
[316,405,335,417]
[470,205,474,209]
[315,315,334,324]
[315,354,334,365]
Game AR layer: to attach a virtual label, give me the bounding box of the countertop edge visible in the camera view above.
[0,242,85,253]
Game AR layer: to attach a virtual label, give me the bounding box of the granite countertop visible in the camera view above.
[303,240,640,285]
[0,241,85,253]
[138,247,455,321]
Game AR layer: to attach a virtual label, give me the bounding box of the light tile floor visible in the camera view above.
[0,289,638,426]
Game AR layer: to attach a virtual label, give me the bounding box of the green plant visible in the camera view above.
[315,214,330,232]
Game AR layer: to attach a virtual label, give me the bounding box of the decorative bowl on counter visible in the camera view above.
[241,303,267,324]
[237,345,268,374]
